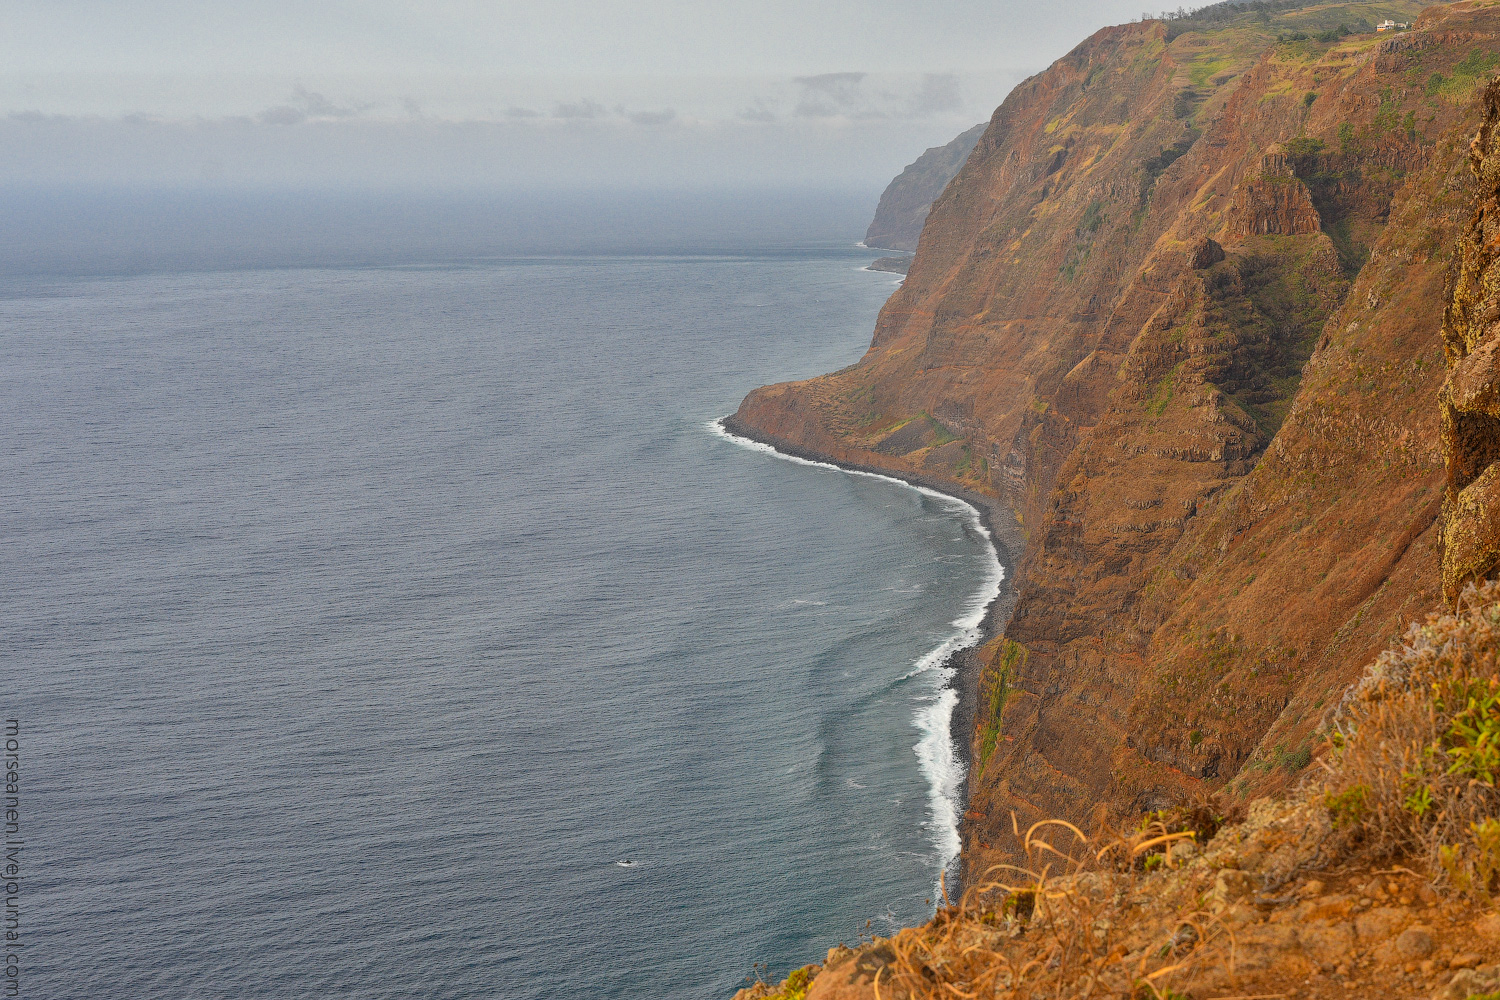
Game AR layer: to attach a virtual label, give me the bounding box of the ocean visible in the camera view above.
[1,188,1002,999]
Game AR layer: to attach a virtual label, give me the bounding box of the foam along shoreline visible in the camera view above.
[865,255,911,276]
[708,416,1004,894]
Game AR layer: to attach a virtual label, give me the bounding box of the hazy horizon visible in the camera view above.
[5,0,1160,190]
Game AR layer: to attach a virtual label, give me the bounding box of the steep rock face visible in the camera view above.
[864,123,986,251]
[1225,149,1322,237]
[730,0,1500,873]
[1442,78,1500,601]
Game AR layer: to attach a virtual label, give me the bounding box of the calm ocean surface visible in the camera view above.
[1,190,1000,999]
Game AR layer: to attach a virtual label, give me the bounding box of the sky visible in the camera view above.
[0,1,1160,190]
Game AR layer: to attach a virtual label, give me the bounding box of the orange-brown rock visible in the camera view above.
[1188,235,1225,269]
[728,0,1500,876]
[1441,77,1500,602]
[1225,147,1322,238]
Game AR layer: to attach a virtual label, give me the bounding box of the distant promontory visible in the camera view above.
[863,123,985,251]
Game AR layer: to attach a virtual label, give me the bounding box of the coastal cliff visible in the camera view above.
[1442,71,1500,602]
[730,0,1500,886]
[732,32,1500,998]
[865,123,986,251]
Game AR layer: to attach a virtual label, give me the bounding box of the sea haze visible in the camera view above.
[1,189,1001,999]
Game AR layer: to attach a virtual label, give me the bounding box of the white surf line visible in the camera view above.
[708,416,1005,895]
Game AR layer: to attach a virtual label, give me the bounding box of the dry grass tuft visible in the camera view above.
[871,817,1238,1000]
[1097,793,1245,874]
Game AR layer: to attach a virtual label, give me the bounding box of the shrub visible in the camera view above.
[1283,744,1313,772]
[1441,818,1500,900]
[780,966,813,1000]
[749,965,816,1000]
[1442,677,1500,783]
[1325,784,1369,828]
[1403,781,1434,818]
[1285,136,1324,160]
[1317,580,1500,886]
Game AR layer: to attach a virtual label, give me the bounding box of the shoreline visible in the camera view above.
[716,414,1022,891]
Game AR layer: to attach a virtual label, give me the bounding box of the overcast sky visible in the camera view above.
[0,1,1157,189]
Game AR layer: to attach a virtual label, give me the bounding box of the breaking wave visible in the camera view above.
[709,417,1005,891]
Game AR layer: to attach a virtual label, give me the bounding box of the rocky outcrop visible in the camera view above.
[1441,78,1500,602]
[1225,148,1322,237]
[867,255,910,275]
[731,0,1500,876]
[1188,235,1225,269]
[864,123,985,251]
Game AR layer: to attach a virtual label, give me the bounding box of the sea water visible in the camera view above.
[0,189,1002,999]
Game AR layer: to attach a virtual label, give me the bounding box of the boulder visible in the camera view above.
[1212,868,1255,908]
[1355,905,1411,940]
[1298,922,1356,966]
[1396,925,1436,960]
[1189,237,1226,269]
